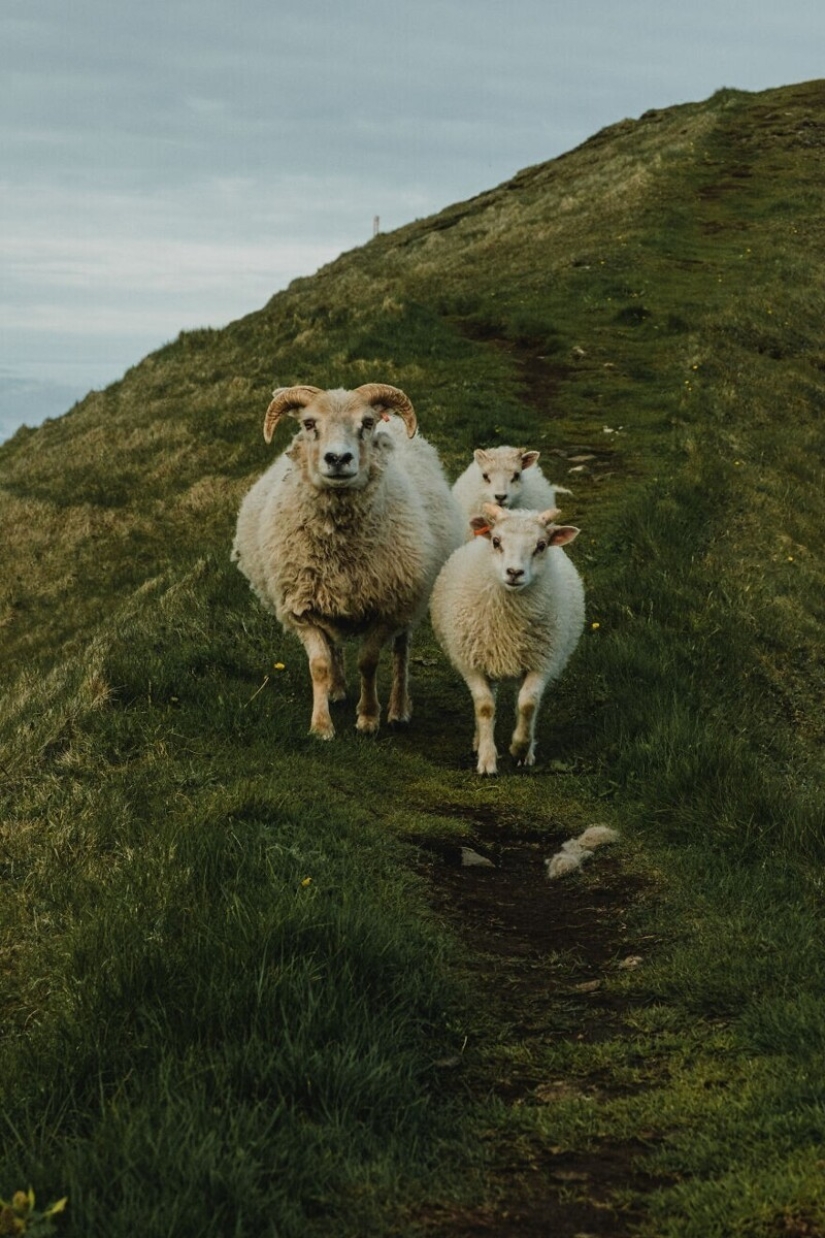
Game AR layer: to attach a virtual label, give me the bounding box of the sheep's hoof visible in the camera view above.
[510,741,535,766]
[476,755,498,776]
[356,714,381,735]
[329,687,347,703]
[310,718,335,740]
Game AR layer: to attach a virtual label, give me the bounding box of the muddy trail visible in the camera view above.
[412,816,662,1237]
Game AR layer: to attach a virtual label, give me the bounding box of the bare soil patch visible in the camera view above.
[412,816,662,1237]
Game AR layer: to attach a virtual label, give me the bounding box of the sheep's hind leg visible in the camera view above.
[387,629,411,725]
[466,671,497,775]
[510,670,548,766]
[356,625,393,734]
[297,626,336,740]
[330,640,347,701]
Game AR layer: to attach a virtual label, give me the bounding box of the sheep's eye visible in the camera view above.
[535,540,547,553]
[361,417,375,432]
[491,536,501,550]
[482,473,490,484]
[303,418,316,432]
[512,472,521,482]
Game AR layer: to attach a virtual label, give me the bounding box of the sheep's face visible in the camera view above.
[470,505,579,592]
[264,385,417,491]
[294,390,388,490]
[473,447,540,509]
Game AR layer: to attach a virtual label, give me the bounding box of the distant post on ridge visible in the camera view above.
[373,215,380,238]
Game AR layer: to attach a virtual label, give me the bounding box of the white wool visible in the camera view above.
[545,826,620,880]
[576,825,620,850]
[545,851,585,879]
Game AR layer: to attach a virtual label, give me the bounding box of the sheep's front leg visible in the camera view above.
[387,628,411,725]
[356,624,393,734]
[510,670,549,766]
[465,670,498,775]
[296,626,337,740]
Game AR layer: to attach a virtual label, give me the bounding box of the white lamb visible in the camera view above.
[430,503,585,775]
[452,446,570,535]
[232,383,464,739]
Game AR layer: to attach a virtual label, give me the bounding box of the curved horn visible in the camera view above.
[354,383,417,438]
[263,385,323,443]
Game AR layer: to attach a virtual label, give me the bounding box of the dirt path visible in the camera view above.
[414,819,659,1236]
[409,331,653,1234]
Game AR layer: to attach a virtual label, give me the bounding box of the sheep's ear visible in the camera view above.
[470,516,492,538]
[473,448,490,467]
[548,525,580,547]
[481,502,505,522]
[521,450,540,470]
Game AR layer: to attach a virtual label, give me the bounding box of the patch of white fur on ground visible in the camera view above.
[545,825,619,880]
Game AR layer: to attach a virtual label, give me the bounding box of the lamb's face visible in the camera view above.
[470,505,579,592]
[297,390,388,490]
[473,447,540,508]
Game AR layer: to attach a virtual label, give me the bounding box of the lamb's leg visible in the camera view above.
[465,670,497,775]
[296,626,336,740]
[356,624,393,734]
[510,670,549,766]
[387,628,411,725]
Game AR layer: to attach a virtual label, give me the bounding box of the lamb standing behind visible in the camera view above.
[430,503,584,775]
[232,383,464,739]
[452,446,570,536]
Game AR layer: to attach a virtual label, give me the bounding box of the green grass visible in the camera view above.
[3,79,825,1235]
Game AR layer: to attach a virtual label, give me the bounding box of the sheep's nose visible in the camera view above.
[494,493,508,505]
[324,451,354,468]
[506,567,525,583]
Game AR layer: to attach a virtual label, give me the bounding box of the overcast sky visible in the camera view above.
[2,0,824,441]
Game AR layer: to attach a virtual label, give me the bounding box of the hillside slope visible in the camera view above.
[2,80,825,1237]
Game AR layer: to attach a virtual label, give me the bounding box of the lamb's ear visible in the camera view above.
[470,516,492,538]
[538,507,561,525]
[548,525,580,547]
[521,450,540,470]
[474,448,490,467]
[481,502,506,523]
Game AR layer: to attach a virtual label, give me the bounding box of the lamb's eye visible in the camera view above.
[535,540,547,553]
[491,536,501,550]
[361,417,375,432]
[303,418,316,433]
[512,472,521,482]
[482,473,490,484]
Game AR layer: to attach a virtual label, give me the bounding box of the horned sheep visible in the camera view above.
[430,502,584,775]
[452,445,570,535]
[231,383,464,739]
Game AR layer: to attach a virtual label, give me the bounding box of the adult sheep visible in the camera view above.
[430,502,584,775]
[452,445,570,534]
[231,383,463,739]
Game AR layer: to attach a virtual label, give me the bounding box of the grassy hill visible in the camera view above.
[2,79,825,1236]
